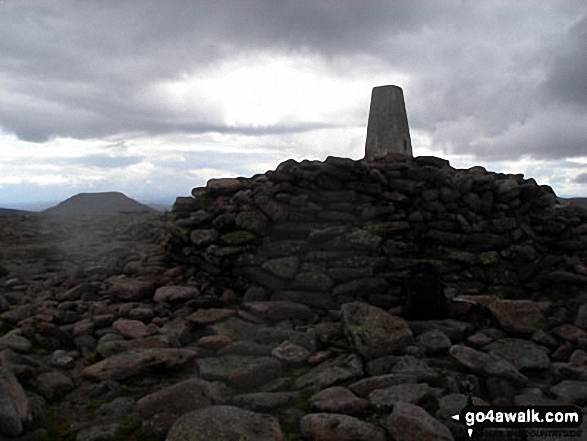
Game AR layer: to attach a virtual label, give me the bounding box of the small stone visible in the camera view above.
[95,397,136,417]
[416,329,451,354]
[196,335,232,351]
[271,341,311,366]
[106,277,155,301]
[35,371,74,401]
[112,318,154,340]
[220,231,257,245]
[0,330,32,353]
[51,350,76,369]
[187,308,236,326]
[291,272,334,292]
[154,286,200,302]
[206,178,244,194]
[244,301,314,323]
[190,229,219,247]
[262,257,300,279]
[552,324,587,342]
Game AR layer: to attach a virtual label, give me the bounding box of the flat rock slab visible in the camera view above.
[387,401,454,441]
[230,391,301,412]
[341,301,413,359]
[207,317,263,342]
[82,348,197,381]
[197,356,282,390]
[301,413,386,441]
[166,405,283,441]
[309,386,370,414]
[487,299,547,334]
[349,373,417,397]
[449,344,528,384]
[294,353,363,392]
[484,338,551,371]
[550,380,587,405]
[369,383,438,410]
[138,378,224,420]
[153,286,200,302]
[187,308,236,326]
[243,301,314,323]
[112,318,154,340]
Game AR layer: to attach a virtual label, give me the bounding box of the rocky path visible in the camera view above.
[1,212,587,440]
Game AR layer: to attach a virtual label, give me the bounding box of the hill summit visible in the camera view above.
[43,191,155,216]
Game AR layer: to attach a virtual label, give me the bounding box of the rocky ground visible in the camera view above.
[1,211,587,440]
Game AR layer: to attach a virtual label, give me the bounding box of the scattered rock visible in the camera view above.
[82,348,197,380]
[386,401,454,441]
[166,405,283,441]
[301,413,386,441]
[197,355,282,389]
[341,301,413,359]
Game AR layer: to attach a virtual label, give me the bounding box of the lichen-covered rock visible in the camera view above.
[449,344,528,384]
[487,300,547,334]
[341,302,413,359]
[369,383,438,410]
[484,338,550,371]
[386,401,454,441]
[261,256,300,279]
[301,413,386,441]
[309,386,369,414]
[196,356,282,389]
[294,353,363,392]
[0,367,30,436]
[35,371,74,401]
[82,348,197,380]
[166,405,283,441]
[243,300,314,323]
[153,285,200,302]
[550,380,587,405]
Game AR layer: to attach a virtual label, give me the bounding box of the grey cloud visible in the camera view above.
[71,154,144,169]
[1,0,587,166]
[543,13,587,109]
[574,172,587,184]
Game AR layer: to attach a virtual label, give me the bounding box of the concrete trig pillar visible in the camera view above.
[364,85,413,160]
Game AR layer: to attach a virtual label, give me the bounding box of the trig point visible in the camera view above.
[364,85,413,160]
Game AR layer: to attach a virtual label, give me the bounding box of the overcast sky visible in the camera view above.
[1,0,587,209]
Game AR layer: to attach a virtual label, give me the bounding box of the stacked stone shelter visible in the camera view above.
[167,154,587,310]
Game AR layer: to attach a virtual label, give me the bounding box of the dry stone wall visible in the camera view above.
[167,155,587,310]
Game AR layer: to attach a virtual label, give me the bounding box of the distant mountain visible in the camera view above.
[0,207,31,216]
[558,197,587,209]
[43,192,156,216]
